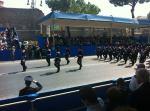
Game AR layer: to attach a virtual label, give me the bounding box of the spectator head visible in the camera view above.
[136,68,150,84]
[106,86,122,103]
[79,86,98,105]
[134,63,145,70]
[24,76,33,87]
[116,78,125,88]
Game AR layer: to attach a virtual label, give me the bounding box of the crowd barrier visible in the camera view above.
[0,45,96,61]
[0,77,131,111]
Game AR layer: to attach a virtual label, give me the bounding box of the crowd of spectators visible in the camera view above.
[53,36,135,46]
[79,63,150,111]
[0,27,19,51]
[0,30,8,50]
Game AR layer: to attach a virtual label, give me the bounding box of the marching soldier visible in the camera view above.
[96,46,100,60]
[21,49,27,72]
[46,47,51,66]
[54,48,61,73]
[65,47,71,64]
[77,48,83,70]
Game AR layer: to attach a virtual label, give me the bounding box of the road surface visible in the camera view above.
[0,56,135,99]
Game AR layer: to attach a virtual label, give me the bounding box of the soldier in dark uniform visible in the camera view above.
[139,49,146,63]
[54,49,61,73]
[65,47,71,64]
[46,47,51,66]
[96,46,100,60]
[21,49,27,72]
[103,46,108,60]
[123,47,128,64]
[108,46,113,61]
[77,48,83,70]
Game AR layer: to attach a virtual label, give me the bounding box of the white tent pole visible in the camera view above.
[40,24,42,34]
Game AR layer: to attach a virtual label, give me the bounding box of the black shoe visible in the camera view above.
[56,70,60,73]
[79,66,82,70]
[22,70,26,72]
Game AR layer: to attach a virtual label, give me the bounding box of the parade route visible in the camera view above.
[0,56,135,99]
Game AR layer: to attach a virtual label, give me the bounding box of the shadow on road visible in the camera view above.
[92,58,99,61]
[40,71,57,76]
[60,64,68,66]
[125,65,133,68]
[8,71,21,75]
[110,60,118,64]
[29,66,48,69]
[117,63,125,66]
[104,60,110,62]
[66,69,80,73]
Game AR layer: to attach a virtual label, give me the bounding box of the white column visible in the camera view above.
[40,24,42,34]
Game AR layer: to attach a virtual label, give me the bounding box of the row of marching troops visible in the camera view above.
[96,44,150,65]
[20,47,84,72]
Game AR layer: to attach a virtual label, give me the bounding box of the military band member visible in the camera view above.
[46,47,51,66]
[65,47,71,64]
[77,48,83,70]
[54,49,61,72]
[21,49,27,72]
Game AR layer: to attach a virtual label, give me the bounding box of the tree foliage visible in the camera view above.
[45,0,70,12]
[109,0,150,18]
[46,0,100,14]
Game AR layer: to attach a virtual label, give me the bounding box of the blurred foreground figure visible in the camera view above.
[19,76,43,96]
[79,86,104,111]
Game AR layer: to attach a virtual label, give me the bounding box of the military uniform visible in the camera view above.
[65,48,71,64]
[46,48,51,66]
[21,49,27,72]
[54,51,61,72]
[77,48,83,70]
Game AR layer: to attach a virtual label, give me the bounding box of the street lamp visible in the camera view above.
[27,0,43,9]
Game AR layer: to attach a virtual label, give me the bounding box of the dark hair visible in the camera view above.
[106,86,122,103]
[25,81,32,87]
[79,86,98,104]
[116,78,125,87]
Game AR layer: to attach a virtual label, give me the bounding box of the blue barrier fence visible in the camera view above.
[0,77,131,111]
[0,45,97,61]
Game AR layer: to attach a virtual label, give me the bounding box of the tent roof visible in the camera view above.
[40,11,138,23]
[138,19,150,27]
[39,11,141,28]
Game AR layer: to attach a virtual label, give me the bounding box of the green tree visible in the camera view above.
[45,0,70,12]
[46,0,100,14]
[109,0,150,18]
[147,12,150,19]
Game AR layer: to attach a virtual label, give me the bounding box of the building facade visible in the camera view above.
[0,8,44,41]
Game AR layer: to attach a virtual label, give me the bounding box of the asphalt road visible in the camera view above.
[0,56,135,99]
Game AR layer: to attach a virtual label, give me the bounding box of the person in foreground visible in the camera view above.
[19,76,43,96]
[129,68,150,111]
[79,86,104,111]
[129,63,145,92]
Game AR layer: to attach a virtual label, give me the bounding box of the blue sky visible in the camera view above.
[3,0,150,18]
